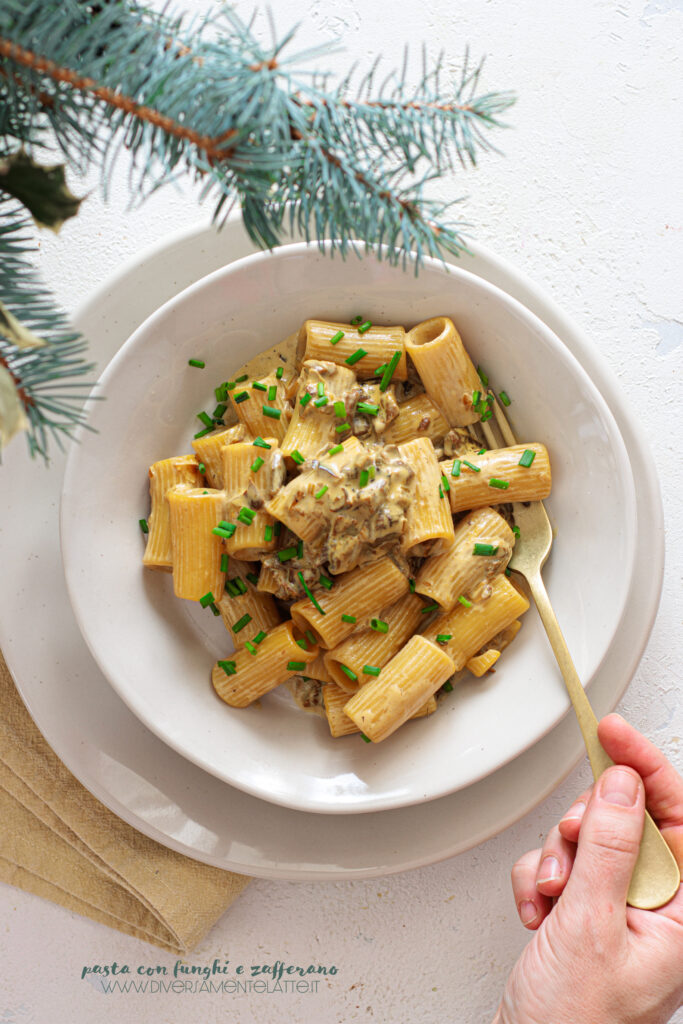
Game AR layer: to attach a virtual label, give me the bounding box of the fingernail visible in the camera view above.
[560,800,586,824]
[599,767,639,807]
[537,856,561,884]
[518,899,538,925]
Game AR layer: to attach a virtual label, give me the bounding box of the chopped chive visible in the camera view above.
[341,613,356,623]
[512,525,521,538]
[477,366,489,386]
[409,578,416,593]
[218,660,236,676]
[442,681,454,693]
[345,348,367,366]
[245,641,259,656]
[335,422,350,433]
[215,384,227,402]
[253,630,267,645]
[198,462,206,475]
[264,524,273,542]
[276,366,284,379]
[252,381,267,392]
[319,573,333,589]
[188,358,205,368]
[234,374,248,383]
[328,443,344,456]
[225,382,236,391]
[505,567,511,577]
[291,449,305,465]
[213,523,236,538]
[362,664,381,676]
[330,330,345,345]
[358,320,372,334]
[436,634,453,644]
[314,396,328,407]
[368,465,376,480]
[237,506,256,524]
[297,571,326,615]
[234,391,250,404]
[139,518,149,534]
[379,350,401,391]
[233,577,248,595]
[357,401,379,416]
[358,469,369,488]
[300,392,312,407]
[296,637,309,650]
[225,580,240,598]
[305,630,316,644]
[268,385,277,402]
[439,485,444,499]
[458,595,473,608]
[451,459,461,477]
[287,660,306,671]
[278,546,298,562]
[421,602,439,614]
[274,522,281,537]
[350,315,363,325]
[297,539,304,559]
[340,664,358,681]
[253,436,271,449]
[232,613,252,633]
[246,571,260,585]
[472,389,481,408]
[213,403,227,420]
[440,473,450,493]
[370,618,388,633]
[199,591,215,608]
[374,363,388,376]
[203,490,208,495]
[473,542,499,556]
[480,409,493,422]
[262,405,281,419]
[478,448,487,455]
[489,478,510,490]
[210,603,220,616]
[333,400,346,417]
[251,456,264,473]
[317,382,325,397]
[462,460,481,473]
[519,449,536,468]
[360,732,372,743]
[315,485,328,500]
[220,553,229,573]
[499,390,511,406]
[197,411,213,428]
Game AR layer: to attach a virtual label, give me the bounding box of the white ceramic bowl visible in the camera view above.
[60,241,637,814]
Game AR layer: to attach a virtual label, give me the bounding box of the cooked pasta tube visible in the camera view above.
[256,562,281,594]
[222,501,277,560]
[216,558,281,648]
[343,635,455,743]
[297,319,407,381]
[301,652,337,685]
[280,361,358,459]
[323,683,436,738]
[397,437,455,555]
[323,592,425,691]
[166,485,226,602]
[143,455,202,571]
[421,575,530,670]
[405,317,480,427]
[191,424,245,488]
[290,556,409,649]
[415,506,514,611]
[466,649,500,677]
[212,620,319,708]
[227,373,290,443]
[222,440,280,559]
[441,443,552,514]
[381,392,449,446]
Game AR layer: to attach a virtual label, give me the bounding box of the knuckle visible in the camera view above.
[586,818,640,859]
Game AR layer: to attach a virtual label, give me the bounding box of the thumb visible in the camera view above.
[565,765,645,909]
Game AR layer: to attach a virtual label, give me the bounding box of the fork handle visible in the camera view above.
[526,569,680,910]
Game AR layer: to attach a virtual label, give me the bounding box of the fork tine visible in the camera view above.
[489,391,518,447]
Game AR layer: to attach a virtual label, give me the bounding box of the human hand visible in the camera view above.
[493,713,683,1024]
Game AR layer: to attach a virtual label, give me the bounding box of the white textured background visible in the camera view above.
[2,0,682,1021]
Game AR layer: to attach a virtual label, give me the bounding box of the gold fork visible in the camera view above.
[474,392,680,910]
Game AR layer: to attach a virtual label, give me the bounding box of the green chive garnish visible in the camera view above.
[213,522,236,538]
[473,543,499,556]
[519,449,536,468]
[234,391,249,404]
[139,518,149,534]
[317,382,325,396]
[462,460,481,473]
[362,665,380,676]
[253,630,267,644]
[499,390,511,406]
[379,350,401,392]
[370,618,388,633]
[360,732,372,743]
[225,382,236,391]
[297,571,325,615]
[314,396,328,407]
[442,681,454,693]
[409,578,416,593]
[350,315,363,325]
[188,358,205,368]
[345,348,367,366]
[436,634,452,644]
[451,460,461,478]
[368,465,376,480]
[481,409,493,422]
[234,374,248,383]
[232,614,252,633]
[333,400,346,417]
[252,381,267,392]
[244,641,258,655]
[274,522,281,536]
[505,567,511,577]
[268,385,277,402]
[357,401,379,416]
[340,664,358,681]
[358,321,372,334]
[358,468,369,488]
[210,603,219,618]
[315,486,328,500]
[374,363,388,376]
[296,637,309,650]
[328,444,344,456]
[421,602,439,614]
[458,595,473,608]
[300,392,311,407]
[225,580,240,598]
[319,574,333,589]
[441,474,450,493]
[253,437,271,449]
[264,524,273,543]
[215,384,227,402]
[341,613,356,623]
[237,506,256,524]
[477,366,489,386]
[290,449,305,465]
[251,456,264,473]
[512,525,521,538]
[213,403,227,420]
[278,547,298,562]
[439,485,444,499]
[335,422,350,432]
[218,660,236,675]
[276,366,284,379]
[297,539,304,559]
[478,448,486,455]
[472,390,481,408]
[246,571,260,585]
[305,630,316,644]
[233,577,248,595]
[199,591,214,608]
[287,660,306,671]
[263,405,281,419]
[330,330,345,345]
[489,478,510,490]
[198,462,206,475]
[197,411,213,428]
[220,553,229,573]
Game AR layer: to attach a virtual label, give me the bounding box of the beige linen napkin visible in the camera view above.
[0,652,251,952]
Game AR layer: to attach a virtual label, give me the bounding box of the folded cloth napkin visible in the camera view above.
[0,651,251,952]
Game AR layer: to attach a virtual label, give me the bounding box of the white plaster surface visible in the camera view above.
[1,0,682,1021]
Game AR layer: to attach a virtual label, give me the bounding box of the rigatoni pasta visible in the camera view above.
[143,455,203,571]
[212,620,318,707]
[405,317,480,427]
[297,319,407,381]
[441,443,551,514]
[166,485,226,602]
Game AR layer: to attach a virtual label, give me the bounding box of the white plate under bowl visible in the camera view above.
[60,240,637,814]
